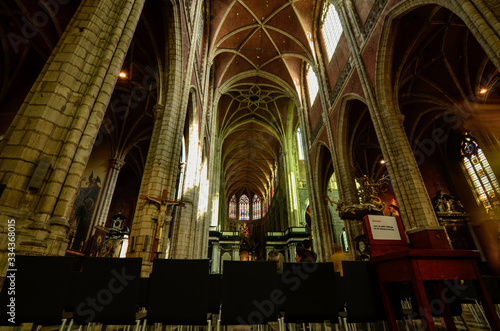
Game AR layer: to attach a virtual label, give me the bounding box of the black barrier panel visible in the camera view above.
[483,276,500,303]
[221,261,279,325]
[274,273,285,313]
[282,262,338,323]
[333,272,346,312]
[73,257,142,325]
[63,271,82,313]
[208,274,222,314]
[147,259,209,325]
[342,261,402,323]
[137,277,150,308]
[0,255,75,326]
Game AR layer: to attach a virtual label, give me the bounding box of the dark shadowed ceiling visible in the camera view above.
[393,5,500,147]
[0,0,82,134]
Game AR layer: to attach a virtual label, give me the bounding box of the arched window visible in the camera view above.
[229,195,237,219]
[341,228,349,252]
[297,128,305,160]
[322,3,343,61]
[306,64,319,104]
[461,134,500,215]
[252,195,261,219]
[329,172,338,190]
[239,194,250,220]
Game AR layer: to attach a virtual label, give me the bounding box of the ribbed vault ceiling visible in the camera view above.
[211,0,318,201]
[394,5,499,150]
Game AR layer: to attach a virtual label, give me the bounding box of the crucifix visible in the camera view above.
[139,189,185,259]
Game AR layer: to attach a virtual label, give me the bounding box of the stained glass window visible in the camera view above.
[239,194,250,220]
[229,195,237,219]
[253,195,261,220]
[322,3,343,61]
[461,134,500,215]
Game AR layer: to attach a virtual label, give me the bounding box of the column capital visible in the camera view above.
[152,104,165,120]
[109,158,125,170]
[327,0,342,9]
[310,62,320,74]
[397,113,405,124]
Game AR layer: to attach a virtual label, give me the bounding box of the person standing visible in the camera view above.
[329,243,349,276]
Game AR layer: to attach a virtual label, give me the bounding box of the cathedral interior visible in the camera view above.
[1,0,500,330]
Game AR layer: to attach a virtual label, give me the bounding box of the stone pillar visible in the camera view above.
[194,62,215,260]
[265,246,274,260]
[335,140,362,257]
[127,1,193,278]
[211,241,221,274]
[0,0,145,271]
[452,0,500,69]
[284,107,301,227]
[330,0,438,229]
[169,93,201,260]
[206,135,222,233]
[162,0,206,261]
[232,245,240,261]
[310,62,336,262]
[344,0,364,42]
[95,158,126,227]
[169,201,195,259]
[288,242,297,262]
[128,102,177,275]
[296,100,325,261]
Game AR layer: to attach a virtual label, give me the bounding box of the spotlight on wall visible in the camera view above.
[119,72,127,78]
[380,160,385,164]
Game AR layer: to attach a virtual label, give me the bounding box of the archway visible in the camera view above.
[382,3,500,273]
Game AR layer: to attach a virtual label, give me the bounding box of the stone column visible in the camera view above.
[330,0,438,229]
[344,0,364,42]
[296,100,326,261]
[284,103,301,227]
[127,2,193,277]
[211,241,221,274]
[288,242,297,262]
[265,246,274,260]
[194,61,215,260]
[452,0,500,69]
[127,102,175,275]
[310,62,336,261]
[169,108,200,259]
[95,158,126,227]
[164,0,207,261]
[0,0,145,269]
[232,245,240,261]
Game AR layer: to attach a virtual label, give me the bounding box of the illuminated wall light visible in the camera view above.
[479,88,488,94]
[380,159,385,164]
[119,72,127,78]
